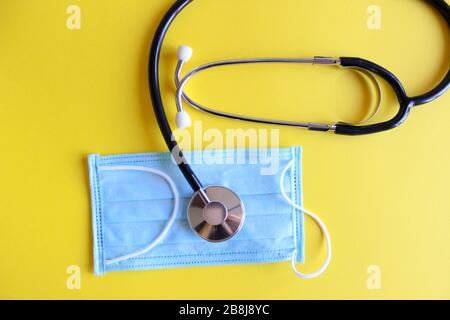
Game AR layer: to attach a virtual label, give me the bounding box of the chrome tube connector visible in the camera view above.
[308,123,336,132]
[313,56,341,65]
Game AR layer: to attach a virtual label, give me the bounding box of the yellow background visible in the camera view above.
[0,0,449,299]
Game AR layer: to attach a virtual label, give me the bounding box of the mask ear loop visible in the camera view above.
[280,160,332,279]
[99,166,179,265]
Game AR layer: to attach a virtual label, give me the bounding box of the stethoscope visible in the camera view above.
[149,0,450,242]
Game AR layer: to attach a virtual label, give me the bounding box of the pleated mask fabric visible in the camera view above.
[88,147,303,275]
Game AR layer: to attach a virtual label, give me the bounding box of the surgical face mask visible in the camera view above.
[88,147,330,278]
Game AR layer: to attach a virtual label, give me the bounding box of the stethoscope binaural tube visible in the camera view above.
[148,0,450,198]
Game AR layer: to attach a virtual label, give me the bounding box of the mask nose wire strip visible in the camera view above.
[280,160,332,279]
[99,166,179,266]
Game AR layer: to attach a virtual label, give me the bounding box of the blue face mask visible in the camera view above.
[88,147,330,278]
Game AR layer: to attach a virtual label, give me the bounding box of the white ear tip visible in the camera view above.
[176,111,192,129]
[177,45,193,62]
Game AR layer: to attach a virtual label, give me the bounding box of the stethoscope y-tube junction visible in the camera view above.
[149,0,450,194]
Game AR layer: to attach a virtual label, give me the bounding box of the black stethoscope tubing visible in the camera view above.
[149,0,450,193]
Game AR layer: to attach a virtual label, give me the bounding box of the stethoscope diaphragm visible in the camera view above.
[187,186,245,242]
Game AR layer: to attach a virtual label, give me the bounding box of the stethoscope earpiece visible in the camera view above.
[175,110,192,129]
[177,45,193,62]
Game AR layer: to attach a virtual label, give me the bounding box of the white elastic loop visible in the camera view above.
[280,160,332,279]
[99,166,179,265]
